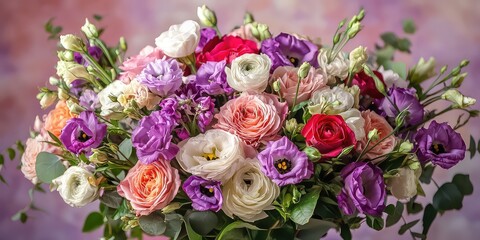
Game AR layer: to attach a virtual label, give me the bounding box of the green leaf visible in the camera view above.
[112,200,130,220]
[0,175,6,184]
[296,219,336,240]
[403,19,416,34]
[7,148,15,160]
[0,154,4,165]
[386,201,404,227]
[366,215,384,231]
[100,191,124,209]
[469,135,476,158]
[16,141,25,154]
[138,212,166,236]
[452,174,473,195]
[335,145,354,159]
[47,131,62,145]
[82,212,105,232]
[184,218,203,240]
[422,204,437,235]
[340,224,352,240]
[396,38,412,53]
[432,182,463,211]
[381,32,398,46]
[406,201,423,214]
[35,152,66,183]
[292,101,308,113]
[376,46,395,65]
[419,165,434,184]
[290,187,321,225]
[12,211,28,223]
[398,219,420,235]
[187,211,218,236]
[118,138,132,160]
[217,221,262,240]
[93,14,103,21]
[163,213,183,240]
[384,61,407,79]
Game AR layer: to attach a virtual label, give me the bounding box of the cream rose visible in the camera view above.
[118,79,161,111]
[222,159,280,222]
[176,129,246,183]
[155,20,200,58]
[226,53,271,93]
[339,108,366,140]
[317,48,350,84]
[308,86,354,115]
[387,167,421,200]
[51,166,99,207]
[98,80,126,120]
[357,110,396,162]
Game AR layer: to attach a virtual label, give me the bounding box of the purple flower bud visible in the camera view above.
[182,176,223,212]
[74,46,102,66]
[137,58,183,97]
[60,111,107,155]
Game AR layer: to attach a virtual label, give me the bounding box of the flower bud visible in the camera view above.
[367,128,379,141]
[66,100,84,114]
[303,146,322,162]
[349,46,367,74]
[119,37,127,51]
[197,5,217,27]
[333,33,341,44]
[250,22,271,41]
[161,202,182,214]
[357,9,365,21]
[89,149,108,164]
[58,88,71,101]
[460,59,470,68]
[272,79,281,93]
[49,77,60,86]
[441,89,476,108]
[297,62,311,79]
[40,92,57,109]
[60,34,86,52]
[363,65,386,96]
[347,22,361,39]
[58,50,74,61]
[387,167,421,200]
[243,12,255,25]
[81,18,98,39]
[408,57,436,84]
[398,141,414,153]
[439,65,447,74]
[451,72,467,88]
[285,118,298,133]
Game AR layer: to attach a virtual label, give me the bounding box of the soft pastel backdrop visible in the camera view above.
[1,0,479,239]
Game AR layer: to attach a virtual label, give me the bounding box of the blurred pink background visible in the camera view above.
[1,0,479,239]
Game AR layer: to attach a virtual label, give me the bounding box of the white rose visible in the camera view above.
[387,167,421,200]
[155,20,200,58]
[378,66,408,88]
[98,80,126,120]
[308,86,354,114]
[339,108,366,140]
[317,48,350,84]
[51,166,99,207]
[176,129,246,183]
[222,159,280,222]
[118,79,161,110]
[56,61,95,85]
[226,53,271,93]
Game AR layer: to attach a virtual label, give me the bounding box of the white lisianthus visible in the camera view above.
[60,34,86,52]
[98,80,126,120]
[51,166,99,207]
[387,167,421,200]
[155,20,200,58]
[308,86,354,114]
[222,159,280,222]
[226,53,271,93]
[339,108,366,140]
[349,46,367,74]
[176,129,246,183]
[441,89,476,109]
[56,61,95,85]
[317,48,350,84]
[378,66,408,88]
[118,79,161,110]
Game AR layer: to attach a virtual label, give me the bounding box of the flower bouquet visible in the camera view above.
[1,5,478,240]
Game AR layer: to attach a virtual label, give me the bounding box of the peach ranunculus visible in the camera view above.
[117,160,181,216]
[271,66,327,106]
[119,45,165,83]
[21,135,59,184]
[214,92,288,148]
[44,101,75,138]
[358,110,396,162]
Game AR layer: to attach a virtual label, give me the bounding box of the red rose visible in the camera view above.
[352,71,386,99]
[301,114,357,158]
[196,35,258,65]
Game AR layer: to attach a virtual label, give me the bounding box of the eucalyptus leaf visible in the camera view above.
[7,148,15,160]
[422,204,437,235]
[297,219,336,239]
[292,101,309,113]
[398,219,420,235]
[452,174,473,195]
[290,187,321,225]
[366,215,384,231]
[163,213,183,240]
[118,138,132,160]
[0,154,4,165]
[469,135,476,158]
[419,165,434,184]
[82,212,105,232]
[386,201,404,227]
[187,211,218,236]
[138,212,166,236]
[35,152,66,183]
[432,182,463,211]
[217,221,262,240]
[100,190,123,209]
[403,19,416,34]
[340,224,352,240]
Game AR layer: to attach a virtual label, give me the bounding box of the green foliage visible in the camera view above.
[432,182,463,210]
[11,211,28,223]
[340,223,352,240]
[35,152,66,183]
[163,213,183,240]
[403,19,416,34]
[366,215,384,231]
[44,18,62,40]
[469,135,476,158]
[452,174,473,195]
[296,219,336,240]
[290,187,321,225]
[398,219,420,235]
[82,212,105,232]
[100,190,124,209]
[138,212,166,236]
[187,211,218,236]
[7,148,15,160]
[419,165,434,184]
[118,138,133,160]
[421,204,437,236]
[385,201,404,227]
[217,221,263,240]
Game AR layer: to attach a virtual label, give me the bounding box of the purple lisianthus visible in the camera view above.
[69,79,88,97]
[257,137,313,186]
[60,111,107,155]
[137,58,183,97]
[378,86,424,126]
[196,28,218,53]
[261,33,319,71]
[414,121,466,169]
[79,89,100,111]
[195,60,233,95]
[74,46,102,66]
[182,176,222,212]
[337,162,386,216]
[159,97,181,123]
[132,110,179,164]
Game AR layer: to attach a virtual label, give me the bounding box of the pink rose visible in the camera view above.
[21,135,59,184]
[117,160,180,216]
[271,66,327,106]
[214,92,288,148]
[119,46,165,83]
[228,24,257,42]
[358,110,396,162]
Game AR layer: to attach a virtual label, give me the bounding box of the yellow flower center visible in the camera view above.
[201,148,219,161]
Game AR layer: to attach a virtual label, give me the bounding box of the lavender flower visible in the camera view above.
[159,97,181,123]
[196,28,218,53]
[132,111,179,164]
[182,176,222,212]
[195,60,233,95]
[69,79,88,97]
[196,96,215,132]
[79,89,100,111]
[261,33,318,71]
[60,111,107,155]
[74,46,102,66]
[378,86,424,126]
[137,58,183,97]
[337,162,386,216]
[257,137,313,186]
[414,121,466,169]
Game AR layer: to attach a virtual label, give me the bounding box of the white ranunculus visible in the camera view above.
[222,159,280,222]
[51,166,99,207]
[378,66,408,88]
[98,80,126,120]
[226,53,271,93]
[176,129,246,183]
[308,86,354,114]
[56,61,95,85]
[317,48,350,84]
[339,108,366,140]
[387,167,421,200]
[155,20,200,58]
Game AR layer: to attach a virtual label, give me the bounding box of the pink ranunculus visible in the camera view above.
[214,92,288,148]
[117,160,180,216]
[21,135,59,184]
[271,66,327,106]
[358,110,396,162]
[119,45,165,83]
